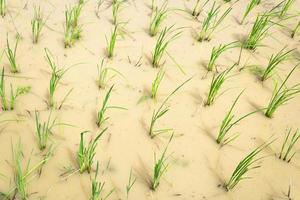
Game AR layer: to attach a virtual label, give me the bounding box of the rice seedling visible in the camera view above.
[149,1,168,36]
[151,134,173,190]
[216,91,259,145]
[279,128,300,162]
[31,6,45,44]
[291,21,300,38]
[240,0,260,24]
[260,47,294,81]
[152,26,182,68]
[149,77,192,138]
[197,2,232,42]
[78,128,107,173]
[0,0,6,17]
[0,68,31,111]
[45,48,70,108]
[90,162,114,200]
[192,0,209,17]
[205,64,235,106]
[243,14,271,50]
[11,141,50,200]
[224,141,272,191]
[96,85,126,127]
[265,64,300,118]
[151,69,165,100]
[5,36,20,73]
[34,110,57,150]
[107,25,118,58]
[64,4,83,48]
[126,168,136,199]
[112,0,125,25]
[97,59,124,89]
[279,0,295,18]
[207,42,237,71]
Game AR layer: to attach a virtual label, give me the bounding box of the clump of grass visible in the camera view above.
[224,142,272,191]
[31,6,45,44]
[279,128,300,163]
[126,168,136,199]
[107,25,119,58]
[205,64,234,106]
[149,77,192,138]
[97,59,124,89]
[151,134,173,190]
[279,0,295,18]
[96,85,126,127]
[64,4,83,48]
[192,0,201,17]
[0,68,31,111]
[5,36,20,73]
[112,0,125,24]
[45,48,71,109]
[90,162,114,200]
[151,69,165,100]
[152,26,182,68]
[149,1,168,36]
[207,42,237,71]
[11,141,50,200]
[243,14,271,50]
[265,64,300,118]
[197,2,232,42]
[216,91,259,145]
[0,0,6,17]
[78,129,107,173]
[291,21,300,38]
[240,0,260,24]
[260,47,294,81]
[34,110,57,150]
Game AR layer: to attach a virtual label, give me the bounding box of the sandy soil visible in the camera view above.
[1,0,300,199]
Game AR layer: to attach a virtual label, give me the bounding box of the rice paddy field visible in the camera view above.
[0,0,300,199]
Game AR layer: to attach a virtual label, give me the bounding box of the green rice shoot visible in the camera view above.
[31,5,45,44]
[279,128,300,163]
[197,2,232,42]
[5,36,19,73]
[152,25,182,68]
[291,21,300,38]
[90,162,114,200]
[96,85,126,127]
[0,0,6,17]
[265,64,300,118]
[126,168,136,199]
[216,90,259,145]
[149,77,192,138]
[225,141,272,191]
[240,0,260,24]
[97,59,124,89]
[64,4,83,48]
[207,42,237,71]
[78,129,107,173]
[261,47,294,81]
[0,68,30,111]
[149,1,168,36]
[205,64,235,106]
[151,134,173,190]
[35,110,57,150]
[243,14,271,50]
[151,69,165,100]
